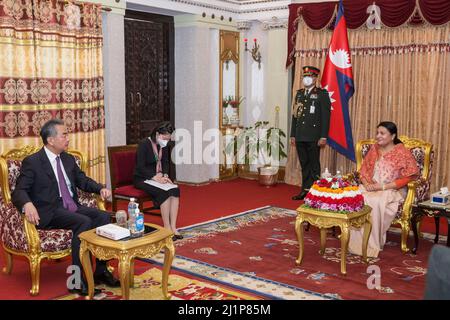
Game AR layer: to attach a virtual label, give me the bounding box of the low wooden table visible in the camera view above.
[411,200,450,254]
[295,205,372,275]
[79,223,174,300]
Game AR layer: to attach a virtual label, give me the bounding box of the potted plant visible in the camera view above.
[224,121,287,186]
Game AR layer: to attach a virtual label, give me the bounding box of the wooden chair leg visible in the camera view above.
[2,250,13,274]
[400,223,410,254]
[28,255,42,296]
[112,198,117,212]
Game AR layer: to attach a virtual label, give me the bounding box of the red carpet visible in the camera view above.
[172,207,432,300]
[0,178,444,299]
[57,265,262,300]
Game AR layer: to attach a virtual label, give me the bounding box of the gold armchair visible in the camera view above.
[0,145,105,295]
[354,136,433,253]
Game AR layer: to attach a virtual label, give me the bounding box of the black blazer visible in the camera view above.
[290,86,331,142]
[11,148,103,228]
[133,138,169,183]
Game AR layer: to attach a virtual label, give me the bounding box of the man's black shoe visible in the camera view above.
[94,270,120,287]
[68,280,102,296]
[292,190,308,200]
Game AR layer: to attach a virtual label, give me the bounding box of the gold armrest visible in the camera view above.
[95,195,106,211]
[407,180,419,190]
[23,216,41,253]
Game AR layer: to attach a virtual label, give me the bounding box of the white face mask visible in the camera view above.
[157,138,169,148]
[303,76,314,87]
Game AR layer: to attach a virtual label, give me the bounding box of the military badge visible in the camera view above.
[310,94,318,99]
[295,102,304,117]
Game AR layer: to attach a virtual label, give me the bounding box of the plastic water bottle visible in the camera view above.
[134,209,144,237]
[127,198,139,236]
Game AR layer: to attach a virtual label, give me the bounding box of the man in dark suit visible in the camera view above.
[12,119,120,295]
[290,66,331,200]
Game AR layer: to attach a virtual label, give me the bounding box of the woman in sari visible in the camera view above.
[348,122,419,258]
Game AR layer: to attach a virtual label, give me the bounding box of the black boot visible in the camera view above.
[292,190,308,200]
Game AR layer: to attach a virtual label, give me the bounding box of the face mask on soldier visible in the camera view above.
[303,76,313,87]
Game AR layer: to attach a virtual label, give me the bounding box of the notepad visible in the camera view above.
[144,179,179,191]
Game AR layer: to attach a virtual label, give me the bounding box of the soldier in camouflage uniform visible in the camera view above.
[290,66,331,200]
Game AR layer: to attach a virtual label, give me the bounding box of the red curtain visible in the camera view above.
[286,0,450,67]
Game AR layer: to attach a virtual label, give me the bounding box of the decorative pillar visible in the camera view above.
[102,9,126,189]
[263,17,289,166]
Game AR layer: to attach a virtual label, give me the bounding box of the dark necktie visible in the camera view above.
[56,156,78,212]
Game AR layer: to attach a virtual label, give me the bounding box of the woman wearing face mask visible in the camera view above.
[133,121,182,240]
[348,121,419,258]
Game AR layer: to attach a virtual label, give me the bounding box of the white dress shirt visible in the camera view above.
[44,147,74,197]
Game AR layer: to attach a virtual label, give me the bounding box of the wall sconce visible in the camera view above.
[244,38,261,69]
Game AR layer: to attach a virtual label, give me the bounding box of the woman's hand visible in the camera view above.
[366,183,383,192]
[153,173,166,183]
[163,176,173,184]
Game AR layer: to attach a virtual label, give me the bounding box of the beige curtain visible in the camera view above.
[285,21,450,192]
[0,0,106,183]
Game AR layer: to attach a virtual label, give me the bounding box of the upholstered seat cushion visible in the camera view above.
[114,185,148,198]
[38,229,72,252]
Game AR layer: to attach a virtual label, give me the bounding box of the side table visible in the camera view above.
[411,200,450,254]
[295,205,372,275]
[79,223,174,300]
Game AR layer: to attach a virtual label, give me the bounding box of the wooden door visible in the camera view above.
[124,11,174,144]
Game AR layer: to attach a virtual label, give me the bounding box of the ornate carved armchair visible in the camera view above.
[0,145,105,295]
[354,136,433,253]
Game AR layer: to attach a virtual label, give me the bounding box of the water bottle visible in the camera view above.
[127,198,139,236]
[134,209,144,237]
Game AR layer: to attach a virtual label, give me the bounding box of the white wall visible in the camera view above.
[266,27,289,165]
[240,22,268,127]
[102,11,126,189]
[174,23,220,183]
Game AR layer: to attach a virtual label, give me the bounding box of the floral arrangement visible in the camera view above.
[223,96,245,108]
[304,177,364,213]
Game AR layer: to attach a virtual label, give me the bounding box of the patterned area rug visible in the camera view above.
[147,206,437,300]
[57,267,260,300]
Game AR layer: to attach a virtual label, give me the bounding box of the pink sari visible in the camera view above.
[348,144,419,258]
